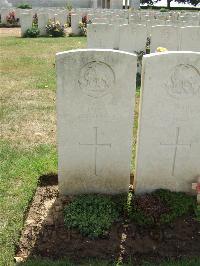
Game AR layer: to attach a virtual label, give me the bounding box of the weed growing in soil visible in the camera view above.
[195,205,200,222]
[128,189,196,226]
[63,194,125,238]
[154,189,196,224]
[63,190,197,236]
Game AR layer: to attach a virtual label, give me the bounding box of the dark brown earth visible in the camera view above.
[15,174,200,265]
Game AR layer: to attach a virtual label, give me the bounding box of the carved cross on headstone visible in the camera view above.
[192,176,200,205]
[160,127,191,176]
[79,127,111,176]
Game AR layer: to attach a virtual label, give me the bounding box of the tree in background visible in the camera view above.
[140,0,199,9]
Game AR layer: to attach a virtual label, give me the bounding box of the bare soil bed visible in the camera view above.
[0,27,21,37]
[15,174,200,265]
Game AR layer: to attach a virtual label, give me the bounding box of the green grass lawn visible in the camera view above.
[0,36,87,266]
[0,36,199,266]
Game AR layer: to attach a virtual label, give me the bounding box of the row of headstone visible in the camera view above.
[20,10,68,36]
[56,49,200,195]
[2,0,127,9]
[1,6,199,26]
[87,24,200,52]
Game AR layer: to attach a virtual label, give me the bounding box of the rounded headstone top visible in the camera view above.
[0,0,12,7]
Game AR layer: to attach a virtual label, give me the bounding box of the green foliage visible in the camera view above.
[195,205,200,222]
[127,192,154,226]
[66,1,73,11]
[128,189,196,226]
[64,194,125,238]
[0,141,57,265]
[46,19,65,37]
[32,13,38,27]
[153,189,195,224]
[24,27,40,38]
[17,3,32,9]
[160,8,169,12]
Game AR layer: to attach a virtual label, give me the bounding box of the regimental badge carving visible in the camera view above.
[165,64,200,99]
[78,61,115,98]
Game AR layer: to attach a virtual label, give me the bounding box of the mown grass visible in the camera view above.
[0,36,86,266]
[0,141,57,265]
[0,37,86,147]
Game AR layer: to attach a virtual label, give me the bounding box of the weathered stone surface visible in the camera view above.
[151,26,180,52]
[87,23,118,49]
[135,51,200,194]
[180,26,200,52]
[0,0,11,8]
[20,12,32,36]
[56,49,137,194]
[119,24,147,53]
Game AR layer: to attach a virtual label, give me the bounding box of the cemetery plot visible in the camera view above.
[15,174,200,264]
[1,7,200,265]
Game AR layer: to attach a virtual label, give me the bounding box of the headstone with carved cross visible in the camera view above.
[192,177,200,204]
[56,49,137,195]
[135,51,200,194]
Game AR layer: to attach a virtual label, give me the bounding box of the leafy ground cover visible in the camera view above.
[15,176,200,265]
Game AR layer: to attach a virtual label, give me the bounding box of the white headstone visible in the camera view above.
[20,12,33,36]
[71,13,82,35]
[0,0,12,8]
[56,49,137,194]
[87,23,117,49]
[0,7,10,23]
[119,24,147,52]
[151,26,180,52]
[135,51,200,194]
[38,13,49,36]
[180,26,200,52]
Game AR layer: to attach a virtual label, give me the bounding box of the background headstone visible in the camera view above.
[180,26,200,52]
[151,26,180,52]
[20,12,33,36]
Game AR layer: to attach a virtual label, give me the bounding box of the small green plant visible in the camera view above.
[66,2,73,11]
[128,189,196,226]
[127,192,154,226]
[32,13,38,27]
[156,189,195,224]
[146,37,151,54]
[46,19,65,37]
[17,3,32,9]
[195,205,200,222]
[63,194,125,238]
[160,8,169,12]
[24,27,40,38]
